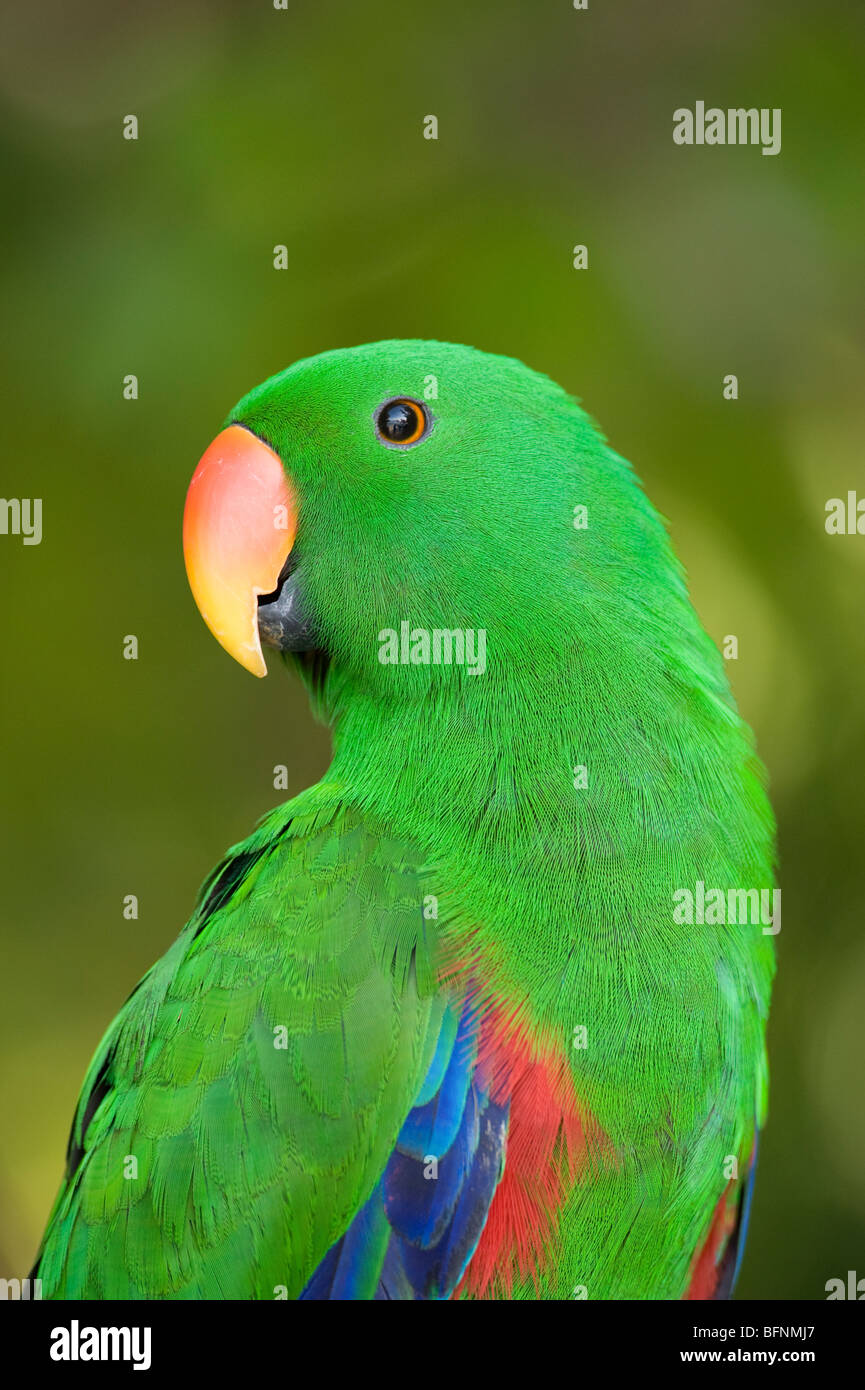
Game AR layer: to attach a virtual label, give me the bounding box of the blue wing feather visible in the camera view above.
[300,997,507,1300]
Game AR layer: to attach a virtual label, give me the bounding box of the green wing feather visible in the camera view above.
[34,786,441,1299]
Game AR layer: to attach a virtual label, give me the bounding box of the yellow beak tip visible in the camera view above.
[183,425,298,677]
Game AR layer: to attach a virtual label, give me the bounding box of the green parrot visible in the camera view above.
[32,340,775,1299]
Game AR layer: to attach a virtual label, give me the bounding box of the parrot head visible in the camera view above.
[183,339,687,708]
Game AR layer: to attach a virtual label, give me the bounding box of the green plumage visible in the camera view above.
[35,341,775,1298]
[38,792,442,1297]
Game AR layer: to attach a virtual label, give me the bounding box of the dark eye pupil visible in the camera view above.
[379,401,420,441]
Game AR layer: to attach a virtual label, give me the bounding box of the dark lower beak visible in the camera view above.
[257,562,318,653]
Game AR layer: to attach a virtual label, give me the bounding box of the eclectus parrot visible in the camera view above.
[33,341,776,1299]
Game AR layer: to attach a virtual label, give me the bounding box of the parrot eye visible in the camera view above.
[375,397,429,447]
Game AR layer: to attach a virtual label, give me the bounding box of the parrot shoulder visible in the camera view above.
[33,785,443,1298]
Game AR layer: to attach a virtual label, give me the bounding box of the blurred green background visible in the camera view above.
[1,0,863,1298]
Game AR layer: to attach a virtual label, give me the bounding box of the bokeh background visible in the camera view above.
[1,0,863,1299]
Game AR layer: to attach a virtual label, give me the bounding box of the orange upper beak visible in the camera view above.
[183,425,298,676]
